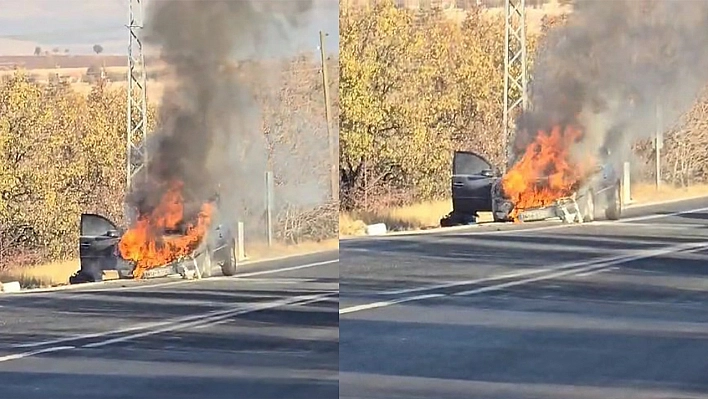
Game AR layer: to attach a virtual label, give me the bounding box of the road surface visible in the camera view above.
[0,251,338,399]
[340,197,708,399]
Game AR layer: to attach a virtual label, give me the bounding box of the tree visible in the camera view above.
[0,52,331,270]
[93,44,104,55]
[33,46,41,56]
[339,2,520,210]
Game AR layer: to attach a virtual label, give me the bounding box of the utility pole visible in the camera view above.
[319,31,339,202]
[502,0,528,170]
[126,0,149,221]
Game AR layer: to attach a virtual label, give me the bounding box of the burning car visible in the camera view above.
[440,148,622,226]
[70,196,238,284]
[440,150,503,226]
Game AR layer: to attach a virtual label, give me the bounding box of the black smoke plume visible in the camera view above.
[511,0,708,167]
[126,0,315,227]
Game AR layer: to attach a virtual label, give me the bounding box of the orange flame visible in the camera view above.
[118,181,214,279]
[501,124,594,221]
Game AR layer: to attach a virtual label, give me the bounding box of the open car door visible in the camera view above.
[76,214,126,283]
[452,151,497,216]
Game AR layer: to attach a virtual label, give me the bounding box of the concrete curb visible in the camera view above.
[2,247,338,295]
[339,193,708,241]
[0,281,21,293]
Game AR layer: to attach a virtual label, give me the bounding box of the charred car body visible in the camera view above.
[440,150,622,226]
[71,206,238,284]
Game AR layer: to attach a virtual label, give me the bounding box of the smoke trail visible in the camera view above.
[126,0,315,229]
[512,0,708,166]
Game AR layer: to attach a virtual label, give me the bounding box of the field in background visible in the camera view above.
[0,65,169,105]
[0,54,171,106]
[339,182,708,237]
[0,55,125,70]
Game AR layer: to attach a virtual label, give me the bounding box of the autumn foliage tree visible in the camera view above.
[0,73,152,269]
[0,54,335,270]
[340,1,708,212]
[340,2,527,210]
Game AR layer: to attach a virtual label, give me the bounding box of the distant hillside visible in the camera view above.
[0,55,126,71]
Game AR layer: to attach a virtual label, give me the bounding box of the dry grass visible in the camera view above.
[339,213,368,236]
[0,259,78,289]
[340,200,453,236]
[631,182,708,204]
[245,239,339,260]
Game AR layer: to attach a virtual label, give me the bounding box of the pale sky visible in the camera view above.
[0,0,339,56]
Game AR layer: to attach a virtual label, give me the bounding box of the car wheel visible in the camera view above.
[579,191,595,222]
[220,238,237,276]
[605,184,622,220]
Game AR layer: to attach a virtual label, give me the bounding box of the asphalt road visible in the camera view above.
[340,197,708,399]
[0,251,339,399]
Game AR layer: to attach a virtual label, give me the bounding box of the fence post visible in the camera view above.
[622,161,632,205]
[655,101,663,190]
[265,171,274,247]
[236,221,246,261]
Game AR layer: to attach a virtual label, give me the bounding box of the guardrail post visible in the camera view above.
[265,171,274,247]
[237,221,246,261]
[622,161,632,204]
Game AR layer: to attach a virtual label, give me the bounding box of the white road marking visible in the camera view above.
[12,306,247,349]
[0,346,75,363]
[230,277,315,284]
[3,292,336,361]
[339,294,445,315]
[11,255,338,295]
[11,259,337,349]
[624,194,708,209]
[64,259,338,294]
[452,247,695,297]
[379,269,549,295]
[617,206,708,223]
[380,235,704,297]
[591,222,703,229]
[83,293,335,348]
[339,241,708,315]
[193,294,337,329]
[218,259,339,279]
[575,266,619,277]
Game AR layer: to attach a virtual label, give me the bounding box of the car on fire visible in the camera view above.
[440,149,622,226]
[71,208,238,284]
